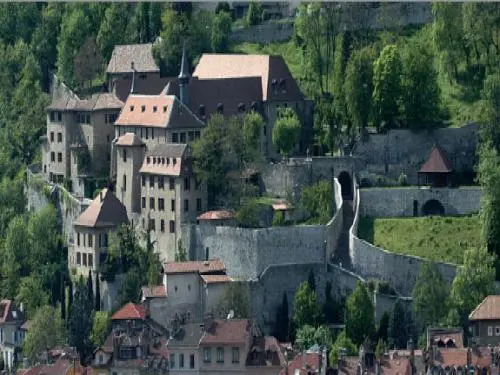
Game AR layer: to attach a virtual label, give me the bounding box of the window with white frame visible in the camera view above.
[488,326,493,336]
[496,326,500,336]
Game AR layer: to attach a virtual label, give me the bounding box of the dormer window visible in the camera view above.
[147,157,151,163]
[153,106,157,113]
[163,106,167,113]
[153,157,156,164]
[141,105,146,112]
[217,103,224,114]
[166,158,170,165]
[173,158,177,166]
[161,158,165,165]
[130,105,135,112]
[238,103,245,113]
[271,79,277,86]
[199,104,206,117]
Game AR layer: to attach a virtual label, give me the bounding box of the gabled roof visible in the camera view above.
[200,319,250,345]
[139,144,192,177]
[114,93,204,129]
[141,285,167,299]
[111,302,147,320]
[469,295,500,321]
[47,92,124,112]
[164,259,226,275]
[193,54,303,101]
[419,146,453,173]
[201,274,232,284]
[74,188,128,228]
[113,76,174,102]
[167,322,205,348]
[116,132,145,147]
[0,300,25,324]
[197,210,235,221]
[107,44,160,74]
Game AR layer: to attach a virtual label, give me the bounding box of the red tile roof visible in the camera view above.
[74,188,128,228]
[200,319,250,345]
[111,302,147,320]
[116,133,144,147]
[107,44,159,74]
[201,275,232,284]
[139,144,191,177]
[434,348,492,368]
[141,285,167,299]
[164,259,226,275]
[419,146,453,173]
[197,210,235,220]
[469,295,500,321]
[280,352,322,375]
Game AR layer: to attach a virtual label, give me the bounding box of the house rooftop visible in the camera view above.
[74,188,128,228]
[419,146,453,173]
[116,132,144,147]
[167,322,205,348]
[164,259,225,275]
[469,295,500,321]
[201,274,232,284]
[139,143,191,177]
[200,319,251,345]
[111,302,147,320]
[0,299,25,324]
[47,92,124,112]
[107,43,160,74]
[197,210,235,221]
[141,285,166,299]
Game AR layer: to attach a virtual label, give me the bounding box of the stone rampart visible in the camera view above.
[359,186,482,218]
[349,186,458,296]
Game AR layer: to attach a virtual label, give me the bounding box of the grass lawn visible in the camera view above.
[357,215,481,264]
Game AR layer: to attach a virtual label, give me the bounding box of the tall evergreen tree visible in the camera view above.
[69,276,93,361]
[388,300,408,349]
[344,281,375,346]
[307,269,316,292]
[87,270,94,309]
[95,273,101,311]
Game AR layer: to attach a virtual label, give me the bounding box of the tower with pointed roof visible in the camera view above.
[178,42,190,106]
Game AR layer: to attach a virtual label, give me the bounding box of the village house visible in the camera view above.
[141,259,230,327]
[69,188,128,283]
[43,86,123,198]
[469,295,500,346]
[0,300,26,371]
[92,302,169,375]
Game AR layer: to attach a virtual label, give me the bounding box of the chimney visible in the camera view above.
[178,41,190,106]
[130,61,136,94]
[467,348,472,366]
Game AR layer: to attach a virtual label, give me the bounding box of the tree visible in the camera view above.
[211,10,232,53]
[97,3,131,62]
[480,74,500,150]
[16,276,49,319]
[329,330,357,365]
[344,281,375,346]
[215,2,231,15]
[412,263,449,332]
[324,281,343,324]
[401,36,441,129]
[95,274,101,311]
[219,282,250,318]
[372,44,403,131]
[296,325,333,351]
[376,311,389,343]
[300,180,334,223]
[307,269,316,292]
[344,47,374,133]
[68,277,93,361]
[74,36,103,90]
[246,2,262,26]
[272,107,301,157]
[175,239,188,262]
[90,311,111,347]
[375,339,387,360]
[87,270,94,309]
[242,111,264,163]
[293,281,321,328]
[388,300,408,349]
[449,247,496,326]
[2,216,30,298]
[273,292,289,342]
[23,305,67,363]
[118,268,142,306]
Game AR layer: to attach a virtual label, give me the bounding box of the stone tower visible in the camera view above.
[115,133,145,218]
[178,42,190,106]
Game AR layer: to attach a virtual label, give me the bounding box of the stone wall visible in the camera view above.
[373,293,412,324]
[359,186,482,218]
[353,124,478,184]
[350,186,458,296]
[231,20,295,44]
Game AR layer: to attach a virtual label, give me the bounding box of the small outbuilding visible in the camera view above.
[419,146,453,187]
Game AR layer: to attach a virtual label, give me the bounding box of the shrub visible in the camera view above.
[236,200,261,228]
[397,173,408,186]
[300,180,333,223]
[272,211,285,226]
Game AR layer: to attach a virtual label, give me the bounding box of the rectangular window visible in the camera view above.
[171,199,175,212]
[82,253,87,266]
[57,112,62,122]
[160,219,165,233]
[216,347,224,363]
[184,178,190,191]
[179,354,184,368]
[149,219,156,231]
[195,178,200,190]
[88,254,93,268]
[123,149,127,162]
[142,175,146,187]
[142,197,146,209]
[158,198,165,211]
[203,348,211,363]
[151,128,155,139]
[76,252,81,265]
[51,152,55,162]
[50,132,54,142]
[170,354,175,369]
[145,128,149,140]
[103,233,108,247]
[232,347,240,364]
[184,199,189,212]
[57,132,62,143]
[122,175,126,191]
[150,197,155,210]
[496,326,500,336]
[190,354,195,369]
[197,198,202,212]
[86,114,90,124]
[188,131,194,142]
[169,178,175,190]
[158,176,164,189]
[150,175,154,188]
[172,133,178,143]
[57,152,62,162]
[88,234,93,247]
[50,112,55,122]
[488,326,493,336]
[169,220,175,233]
[195,131,201,139]
[180,132,186,143]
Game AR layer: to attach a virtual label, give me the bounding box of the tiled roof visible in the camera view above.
[107,44,160,74]
[139,143,191,177]
[114,93,204,129]
[74,188,128,228]
[167,322,205,348]
[47,92,123,111]
[272,202,293,211]
[427,327,464,349]
[193,54,304,101]
[200,319,250,345]
[0,299,25,324]
[434,348,492,368]
[141,285,166,299]
[197,210,235,220]
[113,76,174,102]
[111,302,147,320]
[116,132,145,147]
[419,146,453,173]
[164,259,226,275]
[279,352,322,375]
[469,295,500,321]
[201,274,232,284]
